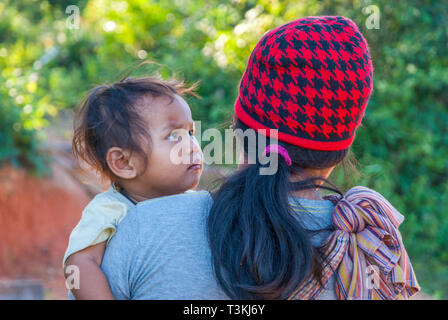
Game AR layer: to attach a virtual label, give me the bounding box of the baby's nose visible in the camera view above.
[189,136,203,164]
[189,135,201,154]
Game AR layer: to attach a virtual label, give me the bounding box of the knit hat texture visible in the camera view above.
[235,16,373,151]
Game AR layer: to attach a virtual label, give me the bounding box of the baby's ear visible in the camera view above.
[106,147,137,180]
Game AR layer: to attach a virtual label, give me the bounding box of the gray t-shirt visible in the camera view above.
[101,190,337,300]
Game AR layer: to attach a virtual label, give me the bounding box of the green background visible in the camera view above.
[0,0,447,298]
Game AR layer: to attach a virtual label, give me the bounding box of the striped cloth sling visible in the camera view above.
[289,186,420,300]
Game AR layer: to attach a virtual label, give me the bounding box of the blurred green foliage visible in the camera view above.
[0,0,447,297]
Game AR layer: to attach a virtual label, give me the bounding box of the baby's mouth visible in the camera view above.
[188,163,202,171]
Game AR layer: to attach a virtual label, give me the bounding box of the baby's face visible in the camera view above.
[135,94,203,196]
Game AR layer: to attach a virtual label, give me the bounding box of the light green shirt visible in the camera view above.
[62,185,135,266]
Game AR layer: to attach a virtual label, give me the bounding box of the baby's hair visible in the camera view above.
[72,66,197,182]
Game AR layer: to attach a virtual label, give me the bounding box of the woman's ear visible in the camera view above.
[106,147,138,180]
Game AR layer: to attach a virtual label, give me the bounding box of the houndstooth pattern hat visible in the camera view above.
[235,16,373,151]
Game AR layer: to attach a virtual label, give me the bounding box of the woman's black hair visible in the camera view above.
[207,118,353,299]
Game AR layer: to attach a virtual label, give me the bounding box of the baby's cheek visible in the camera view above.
[146,147,172,172]
[166,142,188,165]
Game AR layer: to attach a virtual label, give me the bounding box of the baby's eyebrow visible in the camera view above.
[163,121,181,131]
[163,121,190,132]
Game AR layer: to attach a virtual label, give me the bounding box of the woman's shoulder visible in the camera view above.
[113,190,214,247]
[343,185,386,197]
[321,185,394,206]
[133,190,213,219]
[136,189,211,207]
[338,185,399,209]
[332,185,405,228]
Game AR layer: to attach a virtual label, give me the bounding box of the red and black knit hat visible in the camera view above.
[235,16,373,151]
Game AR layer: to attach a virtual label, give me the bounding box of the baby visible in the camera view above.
[63,75,203,299]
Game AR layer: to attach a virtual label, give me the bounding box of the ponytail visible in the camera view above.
[207,118,349,299]
[207,148,326,300]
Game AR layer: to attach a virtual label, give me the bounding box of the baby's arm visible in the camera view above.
[64,241,115,300]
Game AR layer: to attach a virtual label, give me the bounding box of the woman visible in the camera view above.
[100,16,419,300]
[207,15,419,300]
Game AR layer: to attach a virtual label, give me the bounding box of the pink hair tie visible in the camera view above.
[262,144,292,166]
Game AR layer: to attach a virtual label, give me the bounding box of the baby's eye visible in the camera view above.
[189,129,194,136]
[168,130,182,141]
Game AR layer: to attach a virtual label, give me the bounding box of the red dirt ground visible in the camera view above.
[0,163,91,299]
